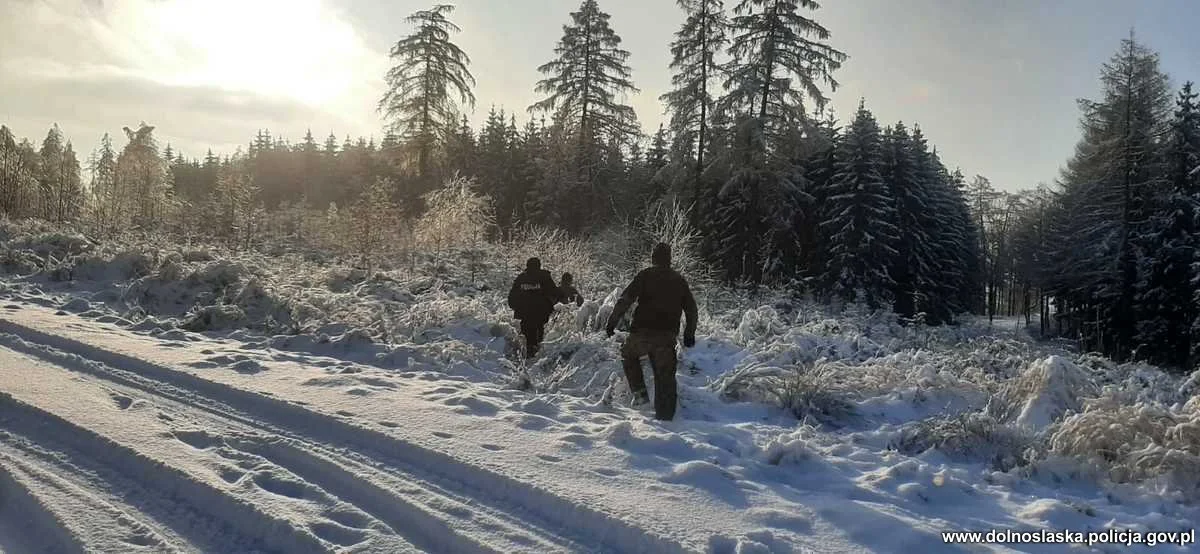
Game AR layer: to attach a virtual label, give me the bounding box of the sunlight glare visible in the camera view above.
[136,0,376,106]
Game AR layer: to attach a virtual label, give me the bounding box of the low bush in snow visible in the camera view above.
[1047,395,1200,500]
[892,412,1042,472]
[993,355,1098,431]
[712,362,858,426]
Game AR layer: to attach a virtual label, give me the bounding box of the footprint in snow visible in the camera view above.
[120,533,160,547]
[252,472,310,499]
[309,522,367,547]
[442,396,500,417]
[431,431,454,439]
[378,421,400,428]
[173,430,224,450]
[336,410,355,417]
[421,386,460,398]
[558,434,594,449]
[325,510,372,530]
[356,377,398,389]
[593,468,620,477]
[109,392,134,410]
[217,467,245,484]
[231,360,264,374]
[537,454,562,463]
[479,444,505,452]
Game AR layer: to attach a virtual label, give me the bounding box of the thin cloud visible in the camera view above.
[1,0,385,158]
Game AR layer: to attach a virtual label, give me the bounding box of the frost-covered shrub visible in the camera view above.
[1047,395,1200,499]
[524,339,623,397]
[892,412,1041,471]
[8,231,93,261]
[734,306,788,346]
[0,248,43,274]
[501,225,600,295]
[713,362,857,426]
[182,304,247,331]
[994,356,1097,431]
[182,248,214,263]
[187,259,251,291]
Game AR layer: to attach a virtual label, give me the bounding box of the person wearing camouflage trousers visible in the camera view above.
[606,243,698,420]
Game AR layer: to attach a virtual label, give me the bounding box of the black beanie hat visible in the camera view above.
[651,242,671,266]
[526,257,541,270]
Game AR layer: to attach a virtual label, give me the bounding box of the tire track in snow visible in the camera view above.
[0,447,178,553]
[0,456,86,554]
[0,318,692,554]
[0,393,329,554]
[0,335,569,554]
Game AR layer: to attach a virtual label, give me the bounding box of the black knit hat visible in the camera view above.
[526,257,541,270]
[651,242,671,266]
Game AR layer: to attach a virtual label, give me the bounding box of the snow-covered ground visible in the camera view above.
[0,222,1198,553]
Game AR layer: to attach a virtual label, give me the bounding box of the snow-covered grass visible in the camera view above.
[2,217,1200,552]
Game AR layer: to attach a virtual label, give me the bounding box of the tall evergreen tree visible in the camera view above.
[720,0,846,148]
[379,4,476,185]
[662,0,728,226]
[443,115,478,179]
[1136,82,1200,367]
[881,122,929,318]
[0,125,38,218]
[1050,34,1171,359]
[712,0,846,284]
[530,0,638,232]
[531,0,639,143]
[818,101,898,308]
[89,134,119,231]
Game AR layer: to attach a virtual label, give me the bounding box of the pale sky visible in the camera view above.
[3,0,1199,191]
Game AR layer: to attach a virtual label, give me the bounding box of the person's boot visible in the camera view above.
[631,390,650,407]
[621,357,649,407]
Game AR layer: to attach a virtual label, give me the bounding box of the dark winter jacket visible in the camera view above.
[607,262,698,338]
[508,268,559,322]
[558,284,584,307]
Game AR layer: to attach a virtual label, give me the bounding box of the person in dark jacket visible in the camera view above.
[605,242,698,420]
[557,272,584,307]
[508,257,559,357]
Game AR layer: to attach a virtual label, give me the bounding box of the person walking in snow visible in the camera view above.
[508,257,559,357]
[557,272,584,307]
[605,243,698,421]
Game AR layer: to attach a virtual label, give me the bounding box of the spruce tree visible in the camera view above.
[443,115,478,179]
[530,0,638,232]
[1136,82,1200,368]
[1051,34,1171,359]
[661,0,728,226]
[881,123,930,319]
[117,123,169,230]
[530,0,639,144]
[379,4,476,184]
[818,101,898,308]
[712,0,846,284]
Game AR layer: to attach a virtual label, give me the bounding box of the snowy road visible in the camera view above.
[0,306,691,553]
